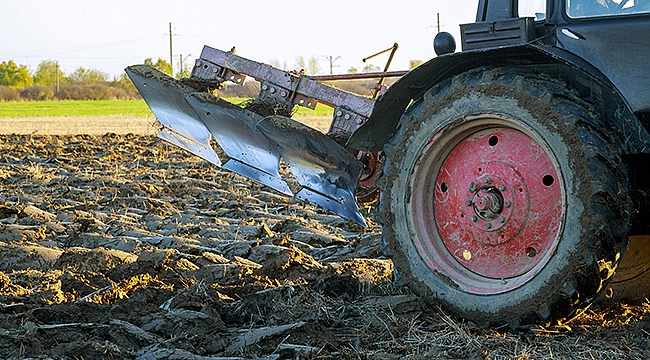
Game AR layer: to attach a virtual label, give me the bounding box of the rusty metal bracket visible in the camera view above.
[363,43,400,98]
[188,45,410,147]
[191,46,374,117]
[329,106,367,138]
[189,46,380,140]
[192,58,246,86]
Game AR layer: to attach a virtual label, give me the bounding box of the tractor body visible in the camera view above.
[127,0,650,326]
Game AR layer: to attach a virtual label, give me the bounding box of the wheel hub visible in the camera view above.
[472,186,503,220]
[463,170,522,243]
[433,128,562,279]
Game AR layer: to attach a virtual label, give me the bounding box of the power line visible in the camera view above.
[0,36,163,58]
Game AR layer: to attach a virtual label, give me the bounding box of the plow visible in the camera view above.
[125,45,392,227]
[128,0,650,328]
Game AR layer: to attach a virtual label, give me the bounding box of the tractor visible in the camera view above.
[126,0,650,327]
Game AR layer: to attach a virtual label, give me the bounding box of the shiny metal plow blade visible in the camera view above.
[126,65,291,196]
[125,65,221,166]
[186,93,292,196]
[257,116,367,227]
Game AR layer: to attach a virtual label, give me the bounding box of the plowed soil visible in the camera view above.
[1,133,650,359]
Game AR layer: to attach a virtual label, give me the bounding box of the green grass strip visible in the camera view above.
[0,100,153,117]
[0,98,334,118]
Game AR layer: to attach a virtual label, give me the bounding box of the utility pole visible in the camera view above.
[179,53,192,79]
[169,22,173,76]
[328,55,341,75]
[437,13,441,33]
[55,61,59,94]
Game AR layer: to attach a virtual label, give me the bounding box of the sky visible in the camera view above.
[1,0,480,79]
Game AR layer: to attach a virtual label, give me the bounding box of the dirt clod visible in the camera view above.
[0,134,649,359]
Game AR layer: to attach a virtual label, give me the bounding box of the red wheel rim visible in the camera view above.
[408,115,564,294]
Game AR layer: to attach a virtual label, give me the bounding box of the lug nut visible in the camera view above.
[465,199,473,206]
[485,222,492,230]
[498,184,506,191]
[485,177,492,184]
[468,182,477,192]
[470,216,478,222]
[504,200,511,208]
[498,216,505,223]
[526,247,537,257]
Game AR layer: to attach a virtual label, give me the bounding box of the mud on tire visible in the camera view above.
[378,66,631,327]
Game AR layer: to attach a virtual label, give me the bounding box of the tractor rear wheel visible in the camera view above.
[378,67,631,327]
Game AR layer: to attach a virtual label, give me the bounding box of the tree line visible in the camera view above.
[0,56,425,102]
[0,59,143,102]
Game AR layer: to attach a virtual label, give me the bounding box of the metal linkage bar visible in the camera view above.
[308,71,408,82]
[191,46,376,120]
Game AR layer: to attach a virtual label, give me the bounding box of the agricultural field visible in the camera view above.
[0,99,334,118]
[0,100,153,118]
[0,104,649,358]
[0,99,334,135]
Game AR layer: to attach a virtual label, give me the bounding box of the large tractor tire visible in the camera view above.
[378,66,632,327]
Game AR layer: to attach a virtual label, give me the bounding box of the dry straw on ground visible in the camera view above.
[0,119,649,358]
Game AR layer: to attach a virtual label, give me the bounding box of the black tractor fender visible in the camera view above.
[348,43,650,155]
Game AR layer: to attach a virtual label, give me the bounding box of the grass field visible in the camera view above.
[0,99,334,135]
[0,99,334,118]
[0,100,153,118]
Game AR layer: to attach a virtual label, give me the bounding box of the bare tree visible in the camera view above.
[268,59,282,69]
[295,56,306,72]
[308,56,320,75]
